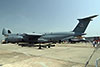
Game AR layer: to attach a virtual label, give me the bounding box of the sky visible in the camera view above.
[0,0,100,40]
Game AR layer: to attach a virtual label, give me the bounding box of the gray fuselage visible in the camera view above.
[39,32,76,41]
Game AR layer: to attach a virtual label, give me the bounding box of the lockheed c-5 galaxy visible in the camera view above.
[2,15,98,47]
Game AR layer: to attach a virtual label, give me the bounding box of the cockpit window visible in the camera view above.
[8,30,11,34]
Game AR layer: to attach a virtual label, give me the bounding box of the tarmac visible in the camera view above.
[0,43,100,67]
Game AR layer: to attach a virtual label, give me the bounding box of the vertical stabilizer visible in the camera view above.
[73,15,98,33]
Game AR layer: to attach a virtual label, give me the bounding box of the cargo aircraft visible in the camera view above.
[2,15,98,47]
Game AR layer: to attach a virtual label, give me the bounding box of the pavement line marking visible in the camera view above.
[34,62,48,67]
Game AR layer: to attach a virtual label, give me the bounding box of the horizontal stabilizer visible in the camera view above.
[78,15,98,20]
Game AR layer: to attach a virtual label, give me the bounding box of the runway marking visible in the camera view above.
[34,62,51,67]
[22,52,32,57]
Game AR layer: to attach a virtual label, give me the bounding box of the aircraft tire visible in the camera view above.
[38,45,42,49]
[48,45,50,48]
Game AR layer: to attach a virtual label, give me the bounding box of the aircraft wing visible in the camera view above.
[22,33,42,42]
[24,33,42,36]
[23,33,42,39]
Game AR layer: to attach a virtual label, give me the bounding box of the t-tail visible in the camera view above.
[73,15,98,34]
[2,28,12,36]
